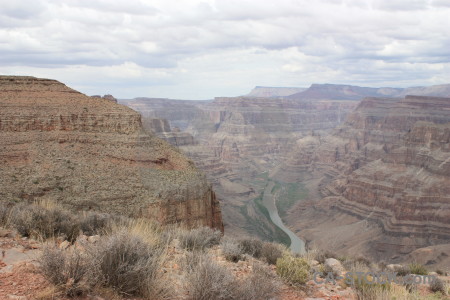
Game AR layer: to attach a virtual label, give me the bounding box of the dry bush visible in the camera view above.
[0,202,13,227]
[430,277,447,294]
[79,212,113,236]
[184,252,236,300]
[221,237,244,262]
[261,241,284,265]
[314,250,338,264]
[238,238,263,259]
[39,245,92,297]
[238,262,280,300]
[89,231,166,297]
[276,254,310,285]
[183,252,279,300]
[12,203,80,242]
[178,226,222,251]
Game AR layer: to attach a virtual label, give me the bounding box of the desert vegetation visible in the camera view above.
[0,200,449,300]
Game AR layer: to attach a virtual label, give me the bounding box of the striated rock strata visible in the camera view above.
[0,76,223,231]
[282,95,450,262]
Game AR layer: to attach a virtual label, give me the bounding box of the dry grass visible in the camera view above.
[276,254,310,285]
[178,226,222,251]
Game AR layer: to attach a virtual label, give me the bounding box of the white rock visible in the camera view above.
[324,258,344,274]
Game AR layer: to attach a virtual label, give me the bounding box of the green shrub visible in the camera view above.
[353,278,391,300]
[276,255,310,285]
[178,226,222,251]
[408,263,428,275]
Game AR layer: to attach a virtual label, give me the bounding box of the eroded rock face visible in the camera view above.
[286,95,450,261]
[0,76,223,231]
[142,118,195,147]
[120,95,360,240]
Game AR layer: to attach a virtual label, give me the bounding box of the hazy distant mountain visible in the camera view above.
[287,83,450,100]
[245,86,307,97]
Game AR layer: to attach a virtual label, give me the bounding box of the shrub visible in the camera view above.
[12,203,80,242]
[183,252,279,300]
[343,256,373,273]
[436,269,444,276]
[39,245,92,297]
[261,242,284,265]
[408,263,428,275]
[79,212,112,236]
[238,238,263,259]
[221,237,244,262]
[238,262,280,300]
[276,255,310,285]
[430,277,447,294]
[90,231,165,297]
[184,253,236,300]
[352,274,391,300]
[0,202,12,227]
[315,250,338,264]
[178,226,221,251]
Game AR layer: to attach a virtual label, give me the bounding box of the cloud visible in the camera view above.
[0,0,449,99]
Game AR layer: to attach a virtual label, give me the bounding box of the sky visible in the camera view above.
[1,0,450,99]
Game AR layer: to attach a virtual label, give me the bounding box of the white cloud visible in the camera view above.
[0,0,449,98]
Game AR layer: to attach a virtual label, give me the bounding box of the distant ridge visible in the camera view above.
[287,83,450,100]
[245,86,307,97]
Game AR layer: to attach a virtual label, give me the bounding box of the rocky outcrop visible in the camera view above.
[0,76,223,231]
[142,118,195,147]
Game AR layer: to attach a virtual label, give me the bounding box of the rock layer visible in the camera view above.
[0,76,223,231]
[284,95,450,261]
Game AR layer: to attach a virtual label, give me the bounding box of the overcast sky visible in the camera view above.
[1,0,449,99]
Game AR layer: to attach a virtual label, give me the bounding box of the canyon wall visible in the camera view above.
[121,84,450,257]
[0,76,223,231]
[283,95,450,265]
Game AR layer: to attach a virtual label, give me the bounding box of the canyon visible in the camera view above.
[121,83,450,266]
[0,76,223,231]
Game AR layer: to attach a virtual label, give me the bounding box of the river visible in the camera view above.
[262,182,306,254]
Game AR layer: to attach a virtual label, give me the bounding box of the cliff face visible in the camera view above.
[0,76,223,231]
[284,95,450,262]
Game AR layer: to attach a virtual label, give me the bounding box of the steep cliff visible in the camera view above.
[284,95,450,263]
[0,76,223,231]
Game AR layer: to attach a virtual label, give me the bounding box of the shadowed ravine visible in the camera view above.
[262,182,306,254]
